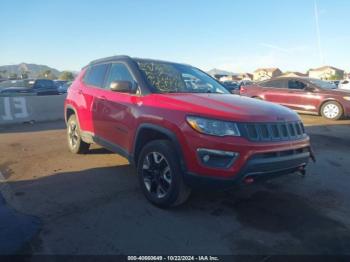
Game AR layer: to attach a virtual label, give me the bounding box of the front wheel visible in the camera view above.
[321,101,343,120]
[137,140,191,208]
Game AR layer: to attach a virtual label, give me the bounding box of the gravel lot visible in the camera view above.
[0,115,350,255]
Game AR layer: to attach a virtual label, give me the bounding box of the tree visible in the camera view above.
[20,70,30,79]
[9,73,18,79]
[59,71,74,81]
[328,71,343,81]
[0,70,6,79]
[38,70,57,80]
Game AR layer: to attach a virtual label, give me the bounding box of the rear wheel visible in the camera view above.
[137,140,191,208]
[321,101,343,120]
[67,115,90,154]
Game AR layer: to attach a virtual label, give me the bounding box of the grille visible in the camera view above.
[238,121,306,142]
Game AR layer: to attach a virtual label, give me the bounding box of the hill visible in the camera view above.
[0,63,61,78]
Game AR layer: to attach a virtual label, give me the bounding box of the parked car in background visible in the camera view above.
[329,80,340,88]
[338,80,350,90]
[0,79,59,96]
[221,81,240,94]
[54,80,72,94]
[240,77,350,120]
[65,55,312,207]
[239,80,253,87]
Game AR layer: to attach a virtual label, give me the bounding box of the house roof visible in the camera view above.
[254,67,281,73]
[239,73,253,77]
[310,66,344,72]
[282,71,307,77]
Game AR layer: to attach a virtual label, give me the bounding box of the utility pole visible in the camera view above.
[314,0,324,65]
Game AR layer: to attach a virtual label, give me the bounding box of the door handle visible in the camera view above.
[99,96,107,100]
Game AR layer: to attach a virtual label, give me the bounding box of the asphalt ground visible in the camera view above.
[0,115,350,255]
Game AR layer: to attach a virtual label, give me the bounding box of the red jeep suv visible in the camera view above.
[65,56,312,207]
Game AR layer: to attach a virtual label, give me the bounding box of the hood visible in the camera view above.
[154,93,300,122]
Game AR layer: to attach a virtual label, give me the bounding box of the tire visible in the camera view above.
[320,101,343,120]
[67,115,90,154]
[137,140,191,208]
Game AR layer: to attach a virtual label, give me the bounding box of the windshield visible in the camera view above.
[309,79,337,89]
[136,60,229,94]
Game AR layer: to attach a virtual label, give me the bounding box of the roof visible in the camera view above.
[254,67,281,73]
[88,55,132,66]
[310,66,344,72]
[88,55,190,67]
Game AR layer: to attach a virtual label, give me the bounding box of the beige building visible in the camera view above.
[253,68,282,81]
[238,73,253,81]
[308,66,344,80]
[219,73,253,82]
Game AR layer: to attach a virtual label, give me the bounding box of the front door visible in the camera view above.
[286,80,319,112]
[94,63,138,152]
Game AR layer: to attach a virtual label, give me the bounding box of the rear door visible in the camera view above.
[260,79,289,106]
[80,63,110,135]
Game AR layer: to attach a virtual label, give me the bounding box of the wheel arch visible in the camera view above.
[133,124,187,172]
[318,99,344,116]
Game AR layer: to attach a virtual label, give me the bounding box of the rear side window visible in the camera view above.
[105,63,135,89]
[288,80,306,90]
[35,80,55,89]
[84,64,109,88]
[261,80,286,88]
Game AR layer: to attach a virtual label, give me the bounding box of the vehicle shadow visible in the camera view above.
[0,120,66,134]
[2,120,350,255]
[3,160,350,255]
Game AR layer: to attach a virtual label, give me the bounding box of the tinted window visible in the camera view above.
[288,80,306,90]
[35,80,55,89]
[309,78,336,89]
[105,63,135,89]
[261,80,286,88]
[84,64,109,87]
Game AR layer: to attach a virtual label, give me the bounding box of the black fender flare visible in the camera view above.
[133,123,187,173]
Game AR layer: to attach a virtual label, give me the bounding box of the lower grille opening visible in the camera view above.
[251,147,309,160]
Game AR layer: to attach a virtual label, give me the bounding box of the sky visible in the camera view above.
[1,0,349,73]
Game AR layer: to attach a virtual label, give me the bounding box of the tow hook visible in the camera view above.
[298,166,306,177]
[309,146,316,163]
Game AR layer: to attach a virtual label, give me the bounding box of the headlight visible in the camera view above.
[186,116,240,136]
[344,96,350,101]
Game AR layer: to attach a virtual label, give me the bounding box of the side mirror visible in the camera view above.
[110,81,133,93]
[304,84,313,92]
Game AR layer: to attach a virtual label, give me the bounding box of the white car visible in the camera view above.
[339,80,350,90]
